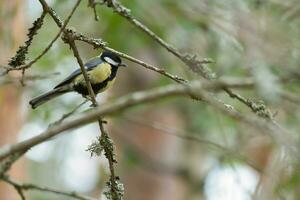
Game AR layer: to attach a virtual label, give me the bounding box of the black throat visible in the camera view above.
[109,65,119,80]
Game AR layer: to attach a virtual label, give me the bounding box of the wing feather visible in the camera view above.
[54,57,103,88]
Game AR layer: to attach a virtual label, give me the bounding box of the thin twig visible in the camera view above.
[103,0,215,79]
[39,0,63,27]
[49,100,88,127]
[224,88,273,119]
[71,32,186,84]
[105,47,187,84]
[2,176,96,200]
[0,72,60,85]
[88,0,100,21]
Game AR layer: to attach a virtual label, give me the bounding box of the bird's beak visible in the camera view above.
[119,63,127,67]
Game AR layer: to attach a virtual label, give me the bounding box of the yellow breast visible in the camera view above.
[89,63,111,83]
[74,63,112,85]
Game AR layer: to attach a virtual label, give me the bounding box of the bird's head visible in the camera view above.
[100,51,127,67]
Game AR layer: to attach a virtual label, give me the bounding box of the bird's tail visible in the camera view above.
[29,86,70,109]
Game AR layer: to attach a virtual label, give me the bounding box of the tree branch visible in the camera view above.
[70,31,186,84]
[98,0,288,121]
[2,176,96,200]
[0,79,290,162]
[103,0,215,79]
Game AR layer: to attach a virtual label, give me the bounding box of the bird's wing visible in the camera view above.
[54,57,103,88]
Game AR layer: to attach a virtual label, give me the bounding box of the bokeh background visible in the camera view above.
[0,0,300,199]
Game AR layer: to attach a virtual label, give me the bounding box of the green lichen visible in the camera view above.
[8,11,46,67]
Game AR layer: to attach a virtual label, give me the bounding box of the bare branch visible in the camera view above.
[88,0,100,21]
[0,79,290,162]
[2,176,96,200]
[38,0,63,27]
[102,0,215,79]
[71,31,186,84]
[0,72,60,85]
[224,88,273,119]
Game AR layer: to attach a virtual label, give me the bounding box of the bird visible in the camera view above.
[29,51,127,109]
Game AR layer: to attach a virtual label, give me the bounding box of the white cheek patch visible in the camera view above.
[104,57,119,66]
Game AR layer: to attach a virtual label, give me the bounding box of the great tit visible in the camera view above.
[29,51,127,109]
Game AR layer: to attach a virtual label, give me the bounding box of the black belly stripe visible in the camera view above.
[92,78,109,92]
[74,78,109,96]
[73,83,89,96]
[73,66,118,96]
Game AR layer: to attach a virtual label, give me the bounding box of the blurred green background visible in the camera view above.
[0,0,300,199]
